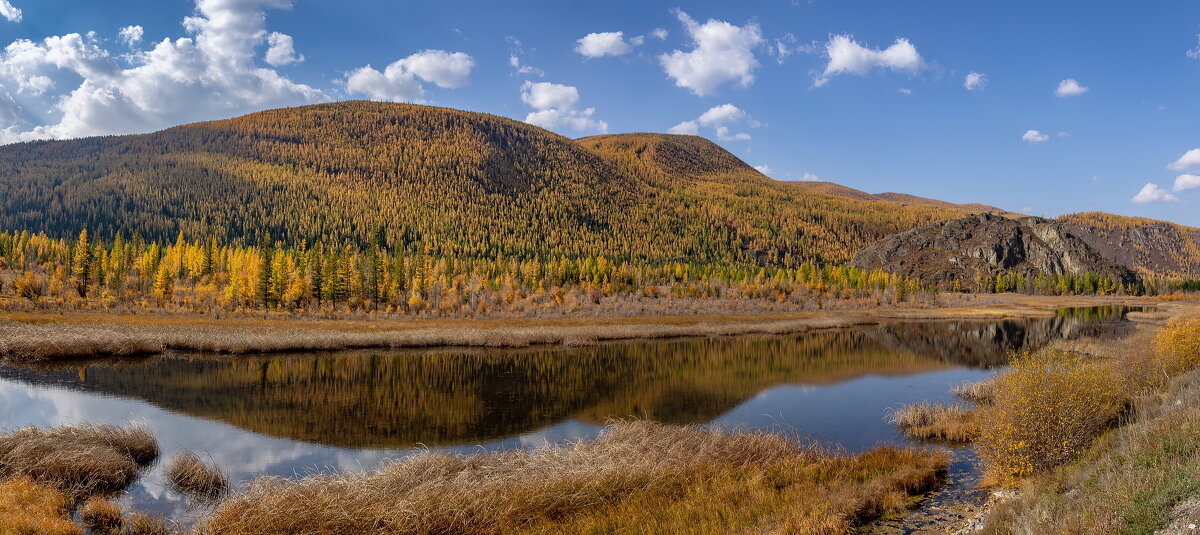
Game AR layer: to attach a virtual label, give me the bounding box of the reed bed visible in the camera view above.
[0,424,158,496]
[889,402,979,442]
[198,420,946,535]
[166,450,228,500]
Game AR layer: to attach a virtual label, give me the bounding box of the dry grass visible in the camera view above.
[80,497,123,531]
[0,476,83,535]
[0,424,158,496]
[0,320,163,361]
[951,377,999,404]
[121,513,173,535]
[0,314,875,359]
[889,402,979,442]
[166,450,228,499]
[197,420,946,535]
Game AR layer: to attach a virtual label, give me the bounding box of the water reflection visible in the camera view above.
[0,306,1139,518]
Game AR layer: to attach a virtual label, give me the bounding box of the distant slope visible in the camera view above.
[851,214,1140,286]
[790,181,1022,217]
[1058,212,1200,277]
[0,102,998,266]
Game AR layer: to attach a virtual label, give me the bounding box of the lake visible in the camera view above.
[0,305,1138,521]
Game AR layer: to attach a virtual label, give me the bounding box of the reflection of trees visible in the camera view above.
[0,308,1137,449]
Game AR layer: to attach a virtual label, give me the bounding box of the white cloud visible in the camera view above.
[345,50,474,103]
[1022,129,1049,143]
[1169,149,1200,171]
[1055,78,1088,97]
[519,81,607,134]
[118,25,144,47]
[264,32,303,66]
[1132,183,1180,204]
[0,0,19,23]
[898,87,911,95]
[753,164,772,175]
[814,35,923,87]
[506,37,543,77]
[658,9,763,96]
[575,31,635,58]
[801,172,821,181]
[1174,174,1200,192]
[650,28,668,40]
[0,0,327,143]
[964,71,987,91]
[1188,35,1200,59]
[669,103,758,141]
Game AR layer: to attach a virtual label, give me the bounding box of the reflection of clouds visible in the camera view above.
[0,379,608,520]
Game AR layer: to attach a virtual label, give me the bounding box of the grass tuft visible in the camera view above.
[889,402,979,442]
[0,476,83,535]
[166,450,228,499]
[80,497,123,531]
[0,424,158,496]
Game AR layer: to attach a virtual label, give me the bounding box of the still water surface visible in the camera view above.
[0,306,1137,519]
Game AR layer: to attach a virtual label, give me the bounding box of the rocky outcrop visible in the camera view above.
[851,214,1140,286]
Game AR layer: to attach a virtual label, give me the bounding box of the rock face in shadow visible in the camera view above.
[850,214,1140,285]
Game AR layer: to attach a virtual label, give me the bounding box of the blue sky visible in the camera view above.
[1,1,1200,225]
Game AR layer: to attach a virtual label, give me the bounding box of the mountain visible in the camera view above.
[1058,212,1200,277]
[850,214,1141,286]
[789,181,1022,217]
[0,101,994,266]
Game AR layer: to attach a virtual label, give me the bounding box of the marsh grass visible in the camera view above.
[198,420,946,535]
[951,377,999,404]
[1,315,871,360]
[166,450,227,500]
[0,476,83,535]
[889,402,979,442]
[121,512,173,535]
[80,497,123,531]
[0,424,158,496]
[0,321,163,361]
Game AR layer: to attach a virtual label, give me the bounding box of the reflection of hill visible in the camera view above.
[0,312,1133,449]
[866,306,1137,367]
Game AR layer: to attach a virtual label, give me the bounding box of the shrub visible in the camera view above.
[166,450,227,499]
[1152,317,1200,380]
[952,377,999,404]
[977,349,1126,485]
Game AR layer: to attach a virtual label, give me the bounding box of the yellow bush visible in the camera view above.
[977,349,1125,485]
[1152,316,1200,379]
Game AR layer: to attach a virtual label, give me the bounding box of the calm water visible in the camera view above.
[0,306,1138,520]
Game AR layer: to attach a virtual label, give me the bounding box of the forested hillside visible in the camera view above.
[0,101,988,267]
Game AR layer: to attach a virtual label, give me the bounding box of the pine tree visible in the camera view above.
[71,229,91,297]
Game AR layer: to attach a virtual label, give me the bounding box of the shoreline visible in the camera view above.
[0,294,1177,360]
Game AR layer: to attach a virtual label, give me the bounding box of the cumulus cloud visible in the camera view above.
[801,172,821,181]
[658,10,764,96]
[650,28,668,40]
[118,25,144,47]
[964,71,987,91]
[898,87,911,95]
[0,0,329,143]
[1189,36,1200,59]
[1169,149,1200,171]
[345,50,474,103]
[0,0,19,23]
[753,164,772,176]
[574,31,636,58]
[1174,174,1200,192]
[669,103,759,141]
[813,35,922,87]
[1132,183,1180,204]
[264,32,303,66]
[519,81,607,134]
[1022,129,1049,143]
[1055,78,1088,97]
